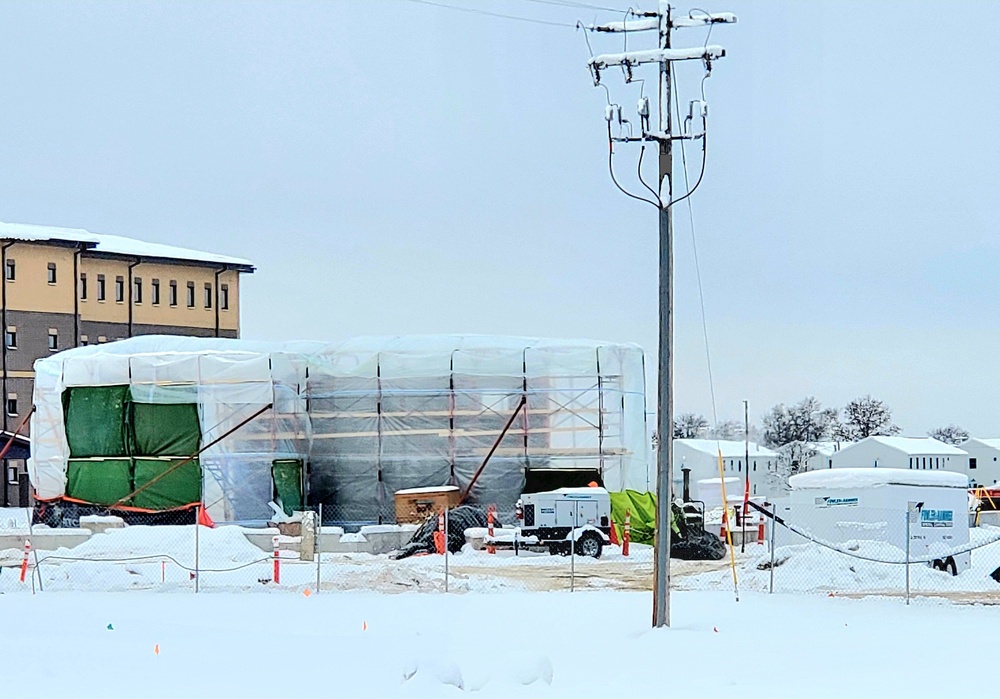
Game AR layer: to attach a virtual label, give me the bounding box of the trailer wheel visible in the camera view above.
[575,531,603,559]
[945,557,958,576]
[932,560,943,572]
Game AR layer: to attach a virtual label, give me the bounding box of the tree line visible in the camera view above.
[672,396,971,485]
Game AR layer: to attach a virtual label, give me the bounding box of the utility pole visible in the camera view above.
[586,2,735,628]
[742,399,749,554]
[653,2,674,630]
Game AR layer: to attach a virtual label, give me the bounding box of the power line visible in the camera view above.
[518,0,624,12]
[402,0,577,28]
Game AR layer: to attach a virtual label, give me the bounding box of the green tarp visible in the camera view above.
[131,402,201,456]
[272,459,303,516]
[63,386,131,458]
[609,490,657,545]
[132,457,202,510]
[62,387,203,510]
[66,458,133,506]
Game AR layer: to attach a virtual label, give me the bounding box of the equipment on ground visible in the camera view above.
[498,487,613,558]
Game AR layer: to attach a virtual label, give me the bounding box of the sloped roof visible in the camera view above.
[962,438,1000,450]
[844,436,967,456]
[675,439,778,459]
[0,221,253,270]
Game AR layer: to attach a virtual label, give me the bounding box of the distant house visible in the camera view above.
[957,438,1000,487]
[829,436,968,473]
[803,441,846,471]
[673,439,780,498]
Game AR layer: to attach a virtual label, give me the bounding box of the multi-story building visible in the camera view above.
[0,222,254,506]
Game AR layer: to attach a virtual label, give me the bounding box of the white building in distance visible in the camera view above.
[673,439,780,498]
[802,441,847,471]
[829,436,968,474]
[957,438,1000,488]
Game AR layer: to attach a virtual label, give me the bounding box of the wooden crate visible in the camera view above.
[394,486,462,524]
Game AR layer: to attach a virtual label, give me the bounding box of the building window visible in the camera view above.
[169,280,178,306]
[47,262,57,284]
[971,458,978,470]
[151,279,160,305]
[115,276,125,303]
[48,329,58,351]
[6,464,16,486]
[186,281,195,308]
[97,274,106,301]
[80,334,89,346]
[4,259,14,281]
[134,277,143,304]
[753,462,756,472]
[221,284,229,310]
[5,393,16,416]
[5,327,16,349]
[97,335,107,344]
[79,273,87,300]
[204,283,212,309]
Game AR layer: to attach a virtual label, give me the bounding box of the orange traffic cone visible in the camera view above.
[608,519,620,547]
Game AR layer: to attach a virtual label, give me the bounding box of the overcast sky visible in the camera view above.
[1,1,998,436]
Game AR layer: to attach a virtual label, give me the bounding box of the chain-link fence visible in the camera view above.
[672,500,1000,604]
[0,503,657,594]
[6,500,1000,602]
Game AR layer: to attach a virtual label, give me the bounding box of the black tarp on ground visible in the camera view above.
[393,505,492,559]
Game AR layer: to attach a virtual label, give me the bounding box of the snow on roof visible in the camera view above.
[0,221,253,269]
[848,436,968,456]
[963,438,1000,450]
[790,468,969,490]
[810,441,844,457]
[675,439,778,459]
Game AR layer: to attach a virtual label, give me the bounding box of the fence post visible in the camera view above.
[273,535,281,585]
[194,507,201,593]
[768,502,776,594]
[316,503,322,594]
[444,504,449,593]
[905,508,911,606]
[570,501,577,593]
[27,509,43,592]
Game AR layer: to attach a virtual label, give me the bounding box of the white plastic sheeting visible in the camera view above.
[29,335,647,524]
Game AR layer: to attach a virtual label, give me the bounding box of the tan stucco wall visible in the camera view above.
[4,243,77,314]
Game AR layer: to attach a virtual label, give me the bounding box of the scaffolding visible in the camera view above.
[29,335,647,525]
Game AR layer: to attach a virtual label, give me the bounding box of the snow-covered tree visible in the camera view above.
[761,397,839,448]
[761,397,840,491]
[928,424,969,445]
[673,413,709,439]
[841,395,900,440]
[708,420,742,440]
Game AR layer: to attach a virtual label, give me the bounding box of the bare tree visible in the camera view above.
[673,413,709,439]
[928,424,969,445]
[842,395,900,440]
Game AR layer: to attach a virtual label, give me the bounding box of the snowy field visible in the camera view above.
[5,589,997,698]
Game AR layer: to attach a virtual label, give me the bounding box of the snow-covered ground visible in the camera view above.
[4,589,997,698]
[5,515,1000,597]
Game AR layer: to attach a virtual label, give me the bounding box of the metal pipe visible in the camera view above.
[1,241,13,508]
[214,266,226,337]
[768,502,776,594]
[127,258,141,338]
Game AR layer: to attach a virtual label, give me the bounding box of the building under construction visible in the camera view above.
[28,335,647,526]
